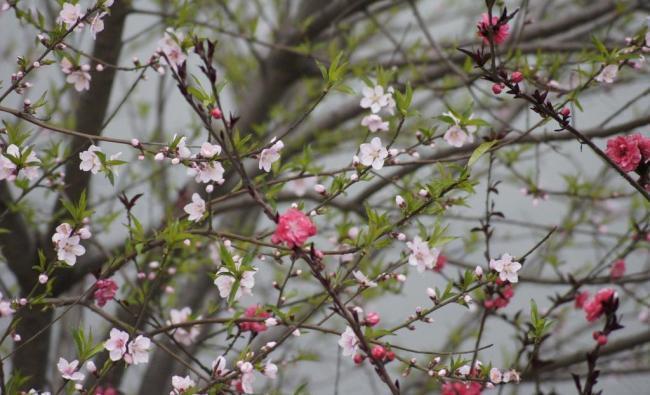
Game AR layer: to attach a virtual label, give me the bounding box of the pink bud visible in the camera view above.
[365,312,381,327]
[559,107,571,117]
[492,83,504,95]
[511,71,523,83]
[210,108,223,119]
[371,345,386,360]
[353,354,365,365]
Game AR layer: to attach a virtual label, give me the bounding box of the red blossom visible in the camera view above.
[583,288,615,322]
[271,208,317,248]
[94,387,118,395]
[477,13,510,45]
[441,381,483,395]
[238,305,270,333]
[93,278,118,307]
[605,134,643,172]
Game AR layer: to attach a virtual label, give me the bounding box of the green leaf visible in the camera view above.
[467,141,498,168]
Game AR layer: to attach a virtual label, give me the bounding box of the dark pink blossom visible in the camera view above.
[583,288,615,322]
[606,135,642,172]
[93,279,118,307]
[477,13,510,45]
[94,387,118,395]
[609,259,626,280]
[631,133,650,160]
[441,381,483,395]
[575,291,589,309]
[271,208,317,248]
[238,305,270,333]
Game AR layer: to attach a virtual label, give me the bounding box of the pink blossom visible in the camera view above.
[583,288,616,322]
[94,386,118,395]
[239,305,270,333]
[575,291,589,309]
[93,278,118,307]
[609,259,626,280]
[606,135,642,172]
[441,381,483,395]
[477,13,510,45]
[271,208,317,248]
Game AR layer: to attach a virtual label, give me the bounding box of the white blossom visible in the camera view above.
[79,145,103,174]
[0,144,40,181]
[52,223,86,266]
[159,30,186,66]
[239,362,255,394]
[57,358,84,381]
[263,360,278,379]
[104,328,129,361]
[171,375,195,394]
[67,70,91,92]
[184,193,206,222]
[489,253,522,283]
[358,137,388,170]
[168,307,200,346]
[125,335,150,365]
[360,85,389,113]
[89,12,107,40]
[406,237,439,273]
[352,270,377,288]
[259,139,284,172]
[200,142,221,157]
[190,161,225,184]
[211,356,229,376]
[595,64,618,84]
[361,114,389,132]
[214,265,256,300]
[0,293,15,317]
[58,3,82,29]
[490,367,502,384]
[338,326,359,356]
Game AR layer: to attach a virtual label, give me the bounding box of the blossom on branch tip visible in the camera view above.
[477,13,510,45]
